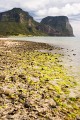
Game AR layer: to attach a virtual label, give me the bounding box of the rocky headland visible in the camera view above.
[0,8,74,36]
[40,16,73,36]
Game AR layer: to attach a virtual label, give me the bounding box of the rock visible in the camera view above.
[0,8,74,36]
[73,54,76,56]
[18,74,26,80]
[0,8,32,23]
[45,98,56,108]
[0,75,5,80]
[10,76,16,82]
[24,100,31,108]
[8,109,18,115]
[0,8,46,36]
[41,16,74,36]
[76,117,80,120]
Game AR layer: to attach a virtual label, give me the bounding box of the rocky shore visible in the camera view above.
[0,40,80,120]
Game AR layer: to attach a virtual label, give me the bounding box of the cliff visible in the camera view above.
[40,16,74,36]
[0,8,46,36]
[0,8,74,36]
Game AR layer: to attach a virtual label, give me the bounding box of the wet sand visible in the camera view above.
[0,40,80,120]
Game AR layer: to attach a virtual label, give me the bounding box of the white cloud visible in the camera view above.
[33,3,80,20]
[0,0,80,17]
[62,3,80,15]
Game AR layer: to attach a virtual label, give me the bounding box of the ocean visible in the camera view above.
[10,36,80,98]
[9,36,80,50]
[1,36,80,102]
[8,36,80,77]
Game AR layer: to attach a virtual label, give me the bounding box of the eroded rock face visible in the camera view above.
[36,24,61,36]
[41,16,74,36]
[0,8,32,23]
[0,8,45,36]
[0,8,74,36]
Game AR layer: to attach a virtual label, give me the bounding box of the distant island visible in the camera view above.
[0,8,74,36]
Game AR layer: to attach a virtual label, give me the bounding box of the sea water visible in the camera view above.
[8,36,80,74]
[9,36,80,49]
[9,36,80,60]
[6,36,80,97]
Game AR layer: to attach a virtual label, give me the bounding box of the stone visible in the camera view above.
[40,16,74,36]
[0,8,74,36]
[24,100,31,108]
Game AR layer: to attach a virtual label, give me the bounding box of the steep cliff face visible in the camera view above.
[0,8,74,36]
[41,16,74,36]
[0,8,30,22]
[0,8,45,36]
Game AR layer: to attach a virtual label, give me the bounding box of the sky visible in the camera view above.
[0,0,80,36]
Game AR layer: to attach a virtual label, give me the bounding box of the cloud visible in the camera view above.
[0,0,80,19]
[62,3,80,15]
[33,3,80,21]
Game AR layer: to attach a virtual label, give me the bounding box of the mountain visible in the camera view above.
[0,8,74,36]
[40,16,74,36]
[0,8,46,36]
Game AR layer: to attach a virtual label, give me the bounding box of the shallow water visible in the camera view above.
[0,36,80,104]
[8,36,80,96]
[8,36,80,69]
[8,36,80,50]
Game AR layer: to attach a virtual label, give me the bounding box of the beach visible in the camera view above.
[0,39,80,120]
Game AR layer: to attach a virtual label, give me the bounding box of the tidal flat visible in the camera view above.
[0,40,80,120]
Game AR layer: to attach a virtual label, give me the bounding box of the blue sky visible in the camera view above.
[0,0,80,36]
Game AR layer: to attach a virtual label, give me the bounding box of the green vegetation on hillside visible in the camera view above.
[0,8,74,36]
[0,22,46,36]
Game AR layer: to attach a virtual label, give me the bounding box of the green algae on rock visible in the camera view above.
[0,40,80,120]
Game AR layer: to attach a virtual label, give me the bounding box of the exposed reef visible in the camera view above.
[0,40,79,120]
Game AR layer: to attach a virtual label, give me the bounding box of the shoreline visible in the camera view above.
[0,40,80,120]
